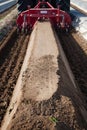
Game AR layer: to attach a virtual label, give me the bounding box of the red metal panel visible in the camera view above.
[17,1,71,31]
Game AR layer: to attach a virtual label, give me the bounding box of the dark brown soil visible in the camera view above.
[0,22,87,130]
[9,57,86,130]
[0,29,29,126]
[7,22,87,130]
[57,30,87,107]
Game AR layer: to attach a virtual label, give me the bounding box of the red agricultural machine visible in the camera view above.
[17,0,71,33]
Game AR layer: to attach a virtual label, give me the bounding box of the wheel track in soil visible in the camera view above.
[56,30,87,107]
[0,28,30,126]
[0,35,25,98]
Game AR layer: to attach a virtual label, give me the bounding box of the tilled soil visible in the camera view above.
[57,30,87,106]
[8,59,86,130]
[0,29,29,126]
[7,22,86,130]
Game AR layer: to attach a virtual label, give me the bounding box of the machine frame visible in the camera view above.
[17,1,71,33]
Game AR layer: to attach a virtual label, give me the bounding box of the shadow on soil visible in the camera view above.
[0,31,17,67]
[57,31,87,102]
[55,122,72,130]
[54,30,87,130]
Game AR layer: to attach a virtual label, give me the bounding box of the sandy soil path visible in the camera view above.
[22,22,58,101]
